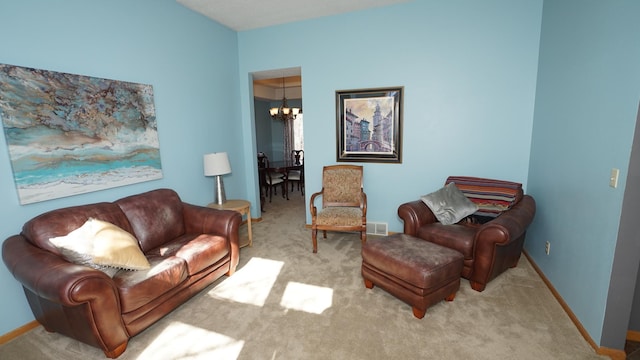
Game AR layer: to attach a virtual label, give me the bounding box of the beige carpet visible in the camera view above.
[0,191,607,359]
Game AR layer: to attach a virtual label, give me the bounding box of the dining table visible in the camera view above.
[265,159,304,201]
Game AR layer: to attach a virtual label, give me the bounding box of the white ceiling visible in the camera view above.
[176,0,412,97]
[176,0,412,32]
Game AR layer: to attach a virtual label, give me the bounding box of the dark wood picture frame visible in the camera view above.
[336,86,403,163]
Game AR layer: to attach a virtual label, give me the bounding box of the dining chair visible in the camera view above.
[287,150,304,195]
[309,164,367,253]
[259,156,286,203]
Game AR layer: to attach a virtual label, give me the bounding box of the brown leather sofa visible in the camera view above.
[397,177,536,292]
[2,188,241,358]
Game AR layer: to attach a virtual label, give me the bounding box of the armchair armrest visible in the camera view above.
[361,191,368,217]
[182,203,242,273]
[309,189,324,218]
[397,200,437,236]
[475,195,536,247]
[470,195,536,290]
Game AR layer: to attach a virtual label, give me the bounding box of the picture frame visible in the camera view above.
[336,86,403,163]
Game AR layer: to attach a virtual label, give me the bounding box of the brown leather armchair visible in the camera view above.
[397,176,536,292]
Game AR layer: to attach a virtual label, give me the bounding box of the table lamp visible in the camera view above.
[204,152,231,205]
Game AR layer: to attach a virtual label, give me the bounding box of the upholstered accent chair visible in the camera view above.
[310,165,367,253]
[397,176,536,292]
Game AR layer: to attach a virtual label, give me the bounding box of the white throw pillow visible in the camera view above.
[50,218,150,275]
[420,183,479,225]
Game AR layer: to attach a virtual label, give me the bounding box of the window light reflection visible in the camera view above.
[138,321,244,359]
[208,257,284,306]
[280,282,333,314]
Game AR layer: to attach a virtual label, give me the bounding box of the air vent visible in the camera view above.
[366,222,388,236]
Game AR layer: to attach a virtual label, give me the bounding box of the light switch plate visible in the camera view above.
[610,168,620,188]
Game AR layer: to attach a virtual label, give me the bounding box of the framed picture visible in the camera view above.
[0,64,162,204]
[336,86,403,163]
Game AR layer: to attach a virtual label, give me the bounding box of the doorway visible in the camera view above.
[252,67,304,216]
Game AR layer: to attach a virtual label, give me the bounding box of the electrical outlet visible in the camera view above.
[545,241,550,255]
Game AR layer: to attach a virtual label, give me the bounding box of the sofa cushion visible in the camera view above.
[116,189,186,252]
[417,223,476,260]
[445,176,523,217]
[145,234,230,276]
[49,218,150,275]
[420,183,478,225]
[114,255,188,313]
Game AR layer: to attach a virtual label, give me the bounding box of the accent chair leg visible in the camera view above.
[445,292,456,301]
[312,229,318,253]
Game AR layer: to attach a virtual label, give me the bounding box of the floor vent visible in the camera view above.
[366,222,388,236]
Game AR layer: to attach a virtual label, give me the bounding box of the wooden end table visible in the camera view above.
[207,199,252,247]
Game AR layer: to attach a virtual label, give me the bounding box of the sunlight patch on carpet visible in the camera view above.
[208,257,283,306]
[137,321,244,359]
[280,282,333,314]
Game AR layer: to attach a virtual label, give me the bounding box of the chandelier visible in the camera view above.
[269,77,301,121]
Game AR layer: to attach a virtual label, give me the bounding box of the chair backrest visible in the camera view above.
[321,165,363,207]
[292,149,304,165]
[257,152,268,169]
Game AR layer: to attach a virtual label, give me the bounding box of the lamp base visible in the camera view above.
[214,175,226,205]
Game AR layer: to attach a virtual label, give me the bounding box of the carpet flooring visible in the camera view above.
[0,191,609,359]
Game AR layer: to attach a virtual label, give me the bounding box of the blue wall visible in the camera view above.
[527,0,640,345]
[238,0,543,229]
[254,99,274,158]
[255,98,302,162]
[2,0,639,351]
[0,0,243,334]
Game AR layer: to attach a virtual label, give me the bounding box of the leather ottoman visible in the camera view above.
[361,233,464,319]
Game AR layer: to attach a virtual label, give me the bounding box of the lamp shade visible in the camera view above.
[204,152,231,176]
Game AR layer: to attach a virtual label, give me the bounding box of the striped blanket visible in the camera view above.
[445,176,523,218]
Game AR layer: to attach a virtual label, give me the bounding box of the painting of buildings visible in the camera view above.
[344,96,394,153]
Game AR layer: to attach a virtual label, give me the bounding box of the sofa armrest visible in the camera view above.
[397,200,437,236]
[3,234,121,304]
[2,235,128,355]
[182,203,242,273]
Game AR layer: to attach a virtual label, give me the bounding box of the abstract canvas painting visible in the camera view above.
[0,64,163,204]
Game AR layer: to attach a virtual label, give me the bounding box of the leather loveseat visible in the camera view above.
[2,188,241,358]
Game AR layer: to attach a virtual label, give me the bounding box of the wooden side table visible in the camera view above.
[207,199,252,247]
